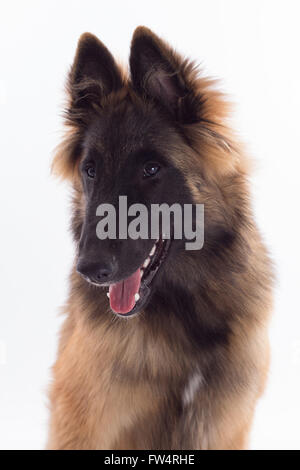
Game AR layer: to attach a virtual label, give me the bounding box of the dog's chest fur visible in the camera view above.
[48,301,269,450]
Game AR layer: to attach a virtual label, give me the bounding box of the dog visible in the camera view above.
[47,26,273,450]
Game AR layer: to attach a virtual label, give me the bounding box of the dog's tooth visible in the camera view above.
[140,269,144,278]
[150,244,156,257]
[106,292,110,298]
[143,257,150,269]
[135,293,140,302]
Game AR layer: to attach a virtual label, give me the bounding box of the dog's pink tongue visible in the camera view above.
[109,268,141,314]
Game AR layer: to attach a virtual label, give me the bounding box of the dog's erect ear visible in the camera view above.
[130,27,194,119]
[52,34,123,180]
[69,33,122,119]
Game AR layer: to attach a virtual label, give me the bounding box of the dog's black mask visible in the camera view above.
[76,101,194,316]
[67,32,200,316]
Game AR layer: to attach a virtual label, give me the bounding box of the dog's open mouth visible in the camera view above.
[107,238,171,316]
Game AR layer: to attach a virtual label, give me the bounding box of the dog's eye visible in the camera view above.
[143,162,160,178]
[86,165,96,179]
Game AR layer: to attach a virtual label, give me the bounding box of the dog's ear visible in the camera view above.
[130,26,197,121]
[68,33,123,121]
[52,34,123,180]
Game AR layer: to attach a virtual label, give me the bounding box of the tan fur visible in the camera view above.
[48,291,272,449]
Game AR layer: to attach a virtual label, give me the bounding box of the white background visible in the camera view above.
[0,0,299,450]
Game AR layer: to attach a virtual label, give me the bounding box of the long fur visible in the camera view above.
[47,27,273,450]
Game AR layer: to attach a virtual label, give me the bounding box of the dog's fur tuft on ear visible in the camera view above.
[129,27,240,176]
[52,33,123,180]
[69,32,123,121]
[130,26,190,116]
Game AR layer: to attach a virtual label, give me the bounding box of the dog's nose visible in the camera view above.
[76,259,117,284]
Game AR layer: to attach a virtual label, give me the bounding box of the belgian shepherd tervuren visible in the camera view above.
[47,27,273,450]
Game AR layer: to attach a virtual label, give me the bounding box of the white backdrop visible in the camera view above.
[0,0,299,450]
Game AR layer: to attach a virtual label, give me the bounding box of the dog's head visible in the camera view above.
[53,27,242,317]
